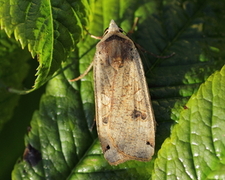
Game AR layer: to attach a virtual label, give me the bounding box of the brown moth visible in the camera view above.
[71,20,155,165]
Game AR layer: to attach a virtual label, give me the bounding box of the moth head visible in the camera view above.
[103,20,124,36]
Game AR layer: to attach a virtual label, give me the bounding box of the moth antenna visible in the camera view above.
[127,17,139,35]
[126,18,175,58]
[136,44,175,58]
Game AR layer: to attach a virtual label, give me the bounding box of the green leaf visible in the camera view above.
[0,0,225,180]
[0,0,89,93]
[153,66,225,179]
[12,73,94,180]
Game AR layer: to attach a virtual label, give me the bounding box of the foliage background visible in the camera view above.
[0,0,225,179]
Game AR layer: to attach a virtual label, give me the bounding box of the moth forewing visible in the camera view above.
[93,20,155,165]
[70,20,155,165]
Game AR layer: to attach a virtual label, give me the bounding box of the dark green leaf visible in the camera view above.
[0,30,30,130]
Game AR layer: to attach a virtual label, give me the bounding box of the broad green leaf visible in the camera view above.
[153,65,225,179]
[0,0,225,180]
[0,0,90,93]
[12,72,94,180]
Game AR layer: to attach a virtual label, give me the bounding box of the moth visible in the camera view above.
[71,20,155,165]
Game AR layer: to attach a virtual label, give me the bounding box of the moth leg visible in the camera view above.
[89,34,102,40]
[89,117,96,131]
[83,27,102,40]
[69,61,94,82]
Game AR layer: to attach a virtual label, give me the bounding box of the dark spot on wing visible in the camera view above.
[104,145,110,152]
[146,141,153,147]
[102,117,108,124]
[131,109,147,120]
